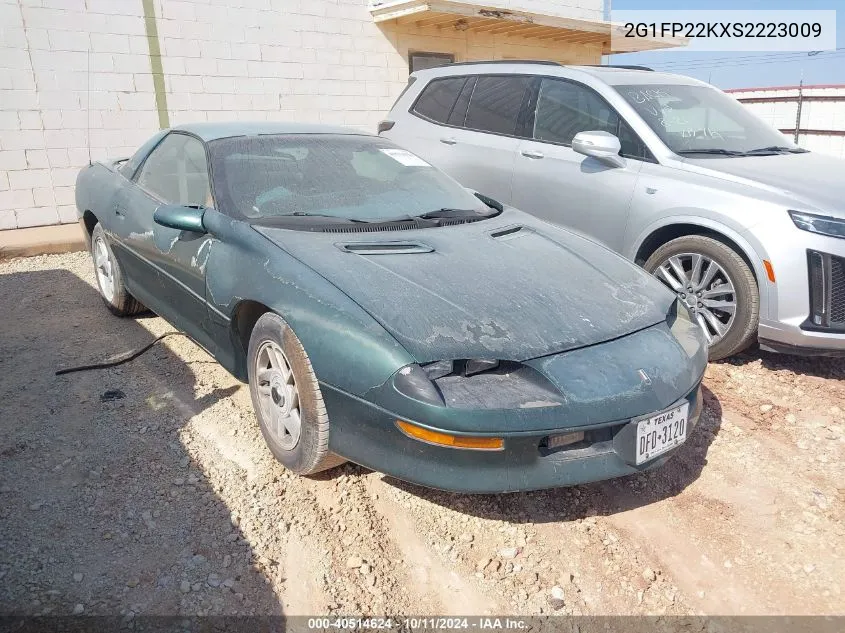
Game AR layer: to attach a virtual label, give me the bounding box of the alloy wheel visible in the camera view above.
[93,236,115,302]
[654,252,737,345]
[255,340,301,451]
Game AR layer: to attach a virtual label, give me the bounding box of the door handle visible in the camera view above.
[440,137,457,145]
[521,149,544,159]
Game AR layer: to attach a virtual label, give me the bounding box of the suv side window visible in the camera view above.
[447,76,475,126]
[465,75,532,136]
[136,133,211,206]
[617,120,652,161]
[533,78,653,161]
[534,78,618,144]
[411,77,467,124]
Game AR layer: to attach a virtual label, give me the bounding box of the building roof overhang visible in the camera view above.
[369,0,684,54]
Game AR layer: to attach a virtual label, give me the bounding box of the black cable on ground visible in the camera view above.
[55,332,187,376]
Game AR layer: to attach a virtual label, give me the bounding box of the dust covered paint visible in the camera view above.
[74,122,708,492]
[254,215,674,363]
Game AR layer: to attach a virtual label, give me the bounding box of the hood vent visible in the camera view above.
[338,242,434,255]
[490,225,526,240]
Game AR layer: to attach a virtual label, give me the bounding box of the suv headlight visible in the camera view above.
[789,211,845,239]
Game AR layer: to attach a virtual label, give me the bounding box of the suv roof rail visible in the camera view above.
[418,61,654,72]
[441,59,562,68]
[582,64,654,71]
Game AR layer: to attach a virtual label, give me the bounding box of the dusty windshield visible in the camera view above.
[208,134,489,223]
[617,84,803,156]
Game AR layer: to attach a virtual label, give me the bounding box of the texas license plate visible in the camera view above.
[635,402,689,465]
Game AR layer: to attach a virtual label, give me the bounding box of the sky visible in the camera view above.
[606,0,844,89]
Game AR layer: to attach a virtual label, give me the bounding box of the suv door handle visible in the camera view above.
[521,149,544,159]
[440,137,457,145]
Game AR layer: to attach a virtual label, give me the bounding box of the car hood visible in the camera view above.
[681,152,845,217]
[253,210,674,363]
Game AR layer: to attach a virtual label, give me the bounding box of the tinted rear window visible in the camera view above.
[412,77,466,124]
[465,75,531,136]
[447,77,475,126]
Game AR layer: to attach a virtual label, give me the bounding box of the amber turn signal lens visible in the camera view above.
[396,420,504,450]
[763,259,776,283]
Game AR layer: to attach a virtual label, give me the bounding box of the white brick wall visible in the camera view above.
[0,0,156,229]
[0,0,603,229]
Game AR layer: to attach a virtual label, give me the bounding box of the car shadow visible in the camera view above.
[721,344,845,380]
[0,268,282,617]
[380,385,722,524]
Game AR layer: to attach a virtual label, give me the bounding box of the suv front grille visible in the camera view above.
[806,251,845,330]
[831,255,845,325]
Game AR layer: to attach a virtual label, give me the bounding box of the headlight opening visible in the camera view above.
[789,211,845,239]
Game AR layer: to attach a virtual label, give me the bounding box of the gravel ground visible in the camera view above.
[0,252,843,617]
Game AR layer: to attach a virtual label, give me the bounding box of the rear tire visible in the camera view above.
[90,223,145,317]
[644,235,758,360]
[247,312,346,475]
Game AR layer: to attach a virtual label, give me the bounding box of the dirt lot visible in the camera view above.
[0,252,843,618]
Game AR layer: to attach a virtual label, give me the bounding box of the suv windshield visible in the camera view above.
[617,84,803,156]
[208,134,488,223]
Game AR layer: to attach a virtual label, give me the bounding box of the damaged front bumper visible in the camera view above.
[322,322,707,493]
[321,382,702,493]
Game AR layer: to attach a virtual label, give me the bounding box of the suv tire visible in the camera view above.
[644,235,758,360]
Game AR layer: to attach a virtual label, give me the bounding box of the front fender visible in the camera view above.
[202,210,414,396]
[627,214,771,320]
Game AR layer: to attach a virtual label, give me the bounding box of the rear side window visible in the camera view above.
[448,77,475,126]
[465,75,531,136]
[412,77,466,124]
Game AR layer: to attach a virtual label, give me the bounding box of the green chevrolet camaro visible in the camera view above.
[75,122,707,493]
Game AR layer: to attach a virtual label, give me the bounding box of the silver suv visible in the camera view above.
[380,61,845,359]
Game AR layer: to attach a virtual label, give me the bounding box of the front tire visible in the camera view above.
[90,223,145,317]
[644,235,759,360]
[247,312,345,475]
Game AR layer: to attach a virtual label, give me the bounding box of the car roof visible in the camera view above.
[411,61,709,88]
[171,121,368,142]
[570,66,710,87]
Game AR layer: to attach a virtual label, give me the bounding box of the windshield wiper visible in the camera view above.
[676,149,746,156]
[367,208,492,225]
[264,207,495,229]
[270,212,368,223]
[678,146,809,158]
[418,207,490,220]
[745,145,809,155]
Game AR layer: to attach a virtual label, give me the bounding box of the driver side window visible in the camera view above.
[533,78,653,161]
[534,78,619,145]
[136,133,211,207]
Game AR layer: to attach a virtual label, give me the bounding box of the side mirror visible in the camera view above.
[572,131,625,168]
[153,204,206,233]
